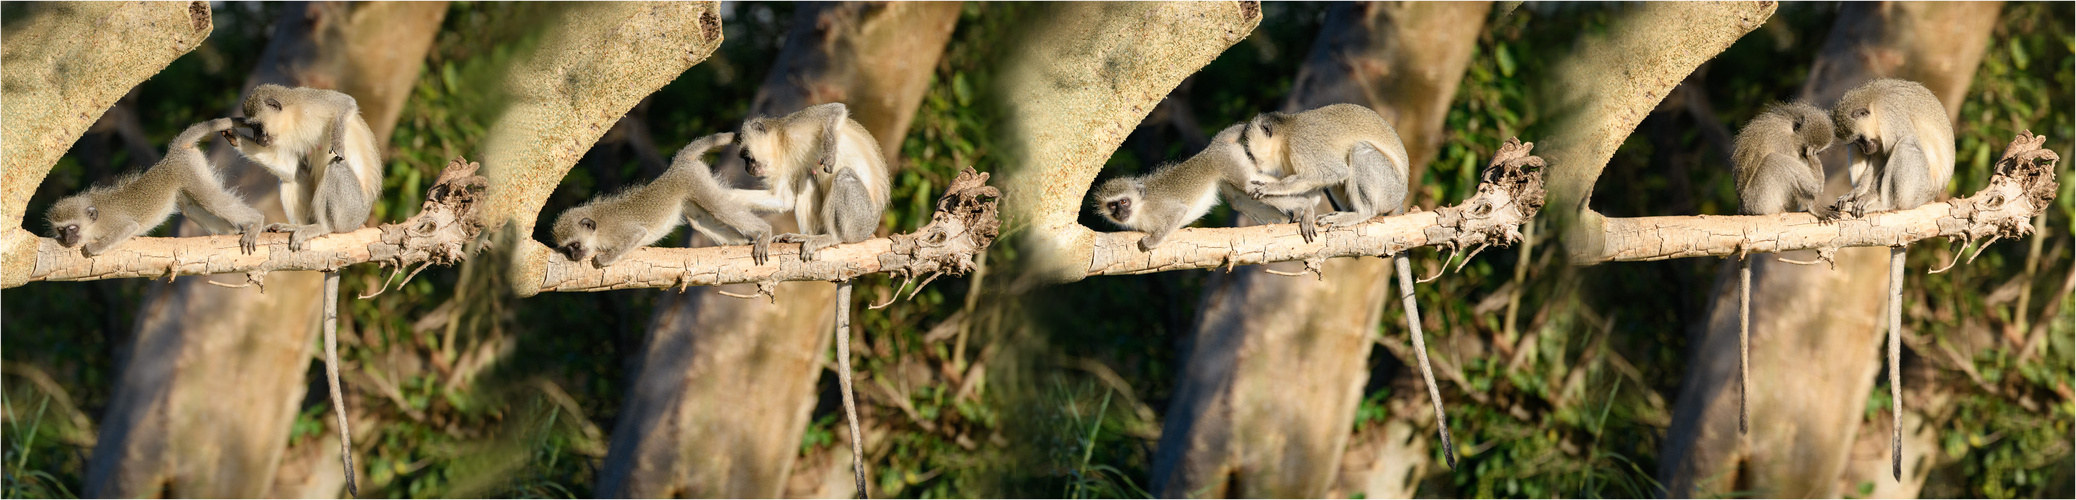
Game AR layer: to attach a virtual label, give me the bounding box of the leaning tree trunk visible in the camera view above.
[1149,3,1488,498]
[82,3,446,497]
[1658,3,2001,497]
[594,3,961,498]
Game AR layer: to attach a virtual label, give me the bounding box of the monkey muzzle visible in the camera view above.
[241,120,273,147]
[1105,199,1133,222]
[1854,137,1880,156]
[740,150,765,177]
[55,225,81,248]
[559,242,588,262]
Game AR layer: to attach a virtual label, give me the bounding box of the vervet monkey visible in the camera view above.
[1831,78,1954,481]
[225,84,384,496]
[46,118,263,256]
[1729,101,1834,435]
[737,102,889,498]
[1241,103,1452,467]
[1093,124,1257,251]
[1239,103,1410,242]
[553,132,776,266]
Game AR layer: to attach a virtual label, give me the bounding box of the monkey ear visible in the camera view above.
[266,97,282,110]
[1791,119,1802,133]
[1260,121,1274,138]
[85,206,98,221]
[579,217,596,231]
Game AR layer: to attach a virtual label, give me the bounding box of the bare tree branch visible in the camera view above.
[1090,139,1544,278]
[999,1,1262,285]
[13,158,488,289]
[1580,133,2060,264]
[530,169,998,293]
[481,2,725,296]
[1,1,212,286]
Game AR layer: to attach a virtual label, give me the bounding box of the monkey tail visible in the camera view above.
[835,281,869,498]
[1396,255,1456,469]
[1888,247,1905,481]
[1739,257,1751,435]
[325,272,359,497]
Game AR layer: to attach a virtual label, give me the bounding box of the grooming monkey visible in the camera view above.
[224,84,384,497]
[736,102,890,498]
[1240,103,1456,468]
[1093,124,1258,251]
[1830,79,1954,481]
[1239,103,1409,242]
[1728,102,1834,436]
[46,118,263,256]
[553,132,776,266]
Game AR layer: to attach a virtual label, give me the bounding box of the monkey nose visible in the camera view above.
[57,226,80,247]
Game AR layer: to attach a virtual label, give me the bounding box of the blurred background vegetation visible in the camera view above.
[3,2,2070,498]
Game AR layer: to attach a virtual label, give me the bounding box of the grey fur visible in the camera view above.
[1094,124,1256,251]
[1239,103,1410,242]
[1240,103,1450,468]
[1729,101,1835,436]
[1832,78,1954,481]
[225,84,386,497]
[552,133,775,266]
[46,118,263,256]
[737,102,890,498]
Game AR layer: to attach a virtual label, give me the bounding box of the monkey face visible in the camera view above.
[1093,178,1142,227]
[551,212,599,263]
[241,85,290,147]
[740,148,765,178]
[45,197,97,248]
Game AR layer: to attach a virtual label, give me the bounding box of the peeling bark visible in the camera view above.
[1149,4,1491,497]
[486,1,725,295]
[1,1,213,286]
[1540,1,1775,262]
[596,4,960,496]
[999,1,1262,285]
[1659,3,2009,496]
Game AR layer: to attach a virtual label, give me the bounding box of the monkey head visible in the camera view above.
[1093,177,1145,228]
[1831,79,1929,158]
[238,84,297,148]
[45,194,100,249]
[737,118,782,178]
[1774,102,1835,164]
[1239,112,1294,172]
[551,206,601,265]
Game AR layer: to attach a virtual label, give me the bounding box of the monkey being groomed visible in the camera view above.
[1828,78,1954,481]
[1729,101,1835,436]
[223,83,385,497]
[46,118,263,256]
[736,102,891,498]
[553,132,778,267]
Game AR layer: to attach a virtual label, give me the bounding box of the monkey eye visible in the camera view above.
[1853,108,1869,119]
[266,97,282,110]
[85,206,98,221]
[579,217,595,231]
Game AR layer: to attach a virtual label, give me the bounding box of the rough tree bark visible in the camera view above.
[66,3,449,497]
[1149,3,1489,498]
[1659,3,2004,497]
[1541,2,1776,263]
[1,1,212,286]
[998,1,1261,285]
[594,3,962,497]
[482,1,723,262]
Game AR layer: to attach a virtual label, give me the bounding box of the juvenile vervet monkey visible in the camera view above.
[736,102,889,498]
[1240,103,1454,467]
[46,118,263,256]
[1830,78,1954,481]
[553,132,776,266]
[1093,124,1258,251]
[1239,103,1410,242]
[1729,101,1834,436]
[224,84,384,497]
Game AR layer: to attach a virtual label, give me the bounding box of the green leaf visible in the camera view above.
[2010,38,2031,71]
[953,72,973,107]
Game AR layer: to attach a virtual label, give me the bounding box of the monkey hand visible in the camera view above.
[329,150,347,166]
[220,129,241,147]
[239,226,259,255]
[750,235,772,266]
